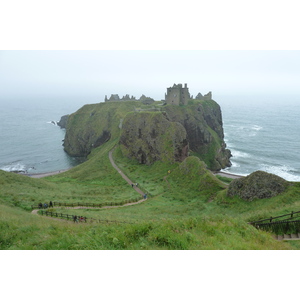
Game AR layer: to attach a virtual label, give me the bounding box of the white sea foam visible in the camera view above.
[0,162,27,173]
[252,125,263,131]
[231,150,250,159]
[227,161,241,168]
[259,164,300,182]
[47,121,58,126]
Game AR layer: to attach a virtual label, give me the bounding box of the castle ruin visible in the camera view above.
[104,84,212,106]
[165,83,212,105]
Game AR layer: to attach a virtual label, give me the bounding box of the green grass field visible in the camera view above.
[1,140,300,250]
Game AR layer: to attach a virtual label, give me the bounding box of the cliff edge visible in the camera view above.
[62,99,231,171]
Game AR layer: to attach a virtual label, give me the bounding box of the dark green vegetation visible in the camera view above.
[1,100,299,249]
[63,100,231,170]
[1,140,300,249]
[227,171,290,201]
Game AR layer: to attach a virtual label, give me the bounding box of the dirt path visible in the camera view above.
[24,169,71,178]
[31,147,148,218]
[32,198,148,214]
[108,148,146,197]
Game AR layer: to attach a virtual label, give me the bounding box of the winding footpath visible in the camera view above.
[31,147,148,218]
[108,148,146,197]
[31,147,243,220]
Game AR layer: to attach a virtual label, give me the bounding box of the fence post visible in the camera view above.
[270,217,273,223]
[291,211,294,218]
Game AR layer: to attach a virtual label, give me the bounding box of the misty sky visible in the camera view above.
[1,50,300,103]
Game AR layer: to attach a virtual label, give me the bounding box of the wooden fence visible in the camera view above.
[249,210,300,235]
[31,199,140,210]
[40,210,133,224]
[254,219,300,235]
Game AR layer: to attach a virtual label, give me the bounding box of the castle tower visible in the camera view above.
[165,83,190,105]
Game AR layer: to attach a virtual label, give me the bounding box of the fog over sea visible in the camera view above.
[1,95,300,181]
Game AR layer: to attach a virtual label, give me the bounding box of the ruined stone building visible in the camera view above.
[104,84,212,105]
[105,94,120,102]
[165,83,191,105]
[195,91,212,101]
[165,83,212,105]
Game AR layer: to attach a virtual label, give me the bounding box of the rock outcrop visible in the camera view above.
[62,99,231,170]
[57,115,69,129]
[119,112,188,164]
[63,102,138,157]
[163,101,231,170]
[227,171,290,201]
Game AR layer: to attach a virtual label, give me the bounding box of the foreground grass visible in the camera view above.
[1,142,300,250]
[0,204,293,250]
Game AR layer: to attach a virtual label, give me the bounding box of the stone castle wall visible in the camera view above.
[165,83,190,105]
[105,84,212,105]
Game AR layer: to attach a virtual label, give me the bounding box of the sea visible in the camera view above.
[1,94,300,181]
[0,96,92,175]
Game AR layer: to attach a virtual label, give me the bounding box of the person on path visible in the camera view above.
[73,215,77,223]
[49,201,53,208]
[44,203,48,209]
[131,183,134,187]
[38,203,43,209]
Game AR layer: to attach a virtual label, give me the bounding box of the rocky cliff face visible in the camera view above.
[62,99,231,171]
[63,102,137,157]
[119,112,188,165]
[57,115,69,129]
[163,101,231,170]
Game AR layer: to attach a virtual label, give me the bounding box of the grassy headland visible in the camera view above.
[1,139,300,249]
[1,99,299,250]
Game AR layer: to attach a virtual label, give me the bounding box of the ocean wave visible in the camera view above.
[252,125,263,131]
[47,121,58,126]
[226,161,241,169]
[0,162,27,173]
[259,164,300,182]
[231,150,251,159]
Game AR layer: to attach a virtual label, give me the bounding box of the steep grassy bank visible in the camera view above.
[0,204,292,250]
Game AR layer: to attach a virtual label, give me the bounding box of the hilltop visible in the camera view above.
[62,96,231,171]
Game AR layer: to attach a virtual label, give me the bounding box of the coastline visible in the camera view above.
[23,168,71,178]
[20,168,244,180]
[213,171,245,179]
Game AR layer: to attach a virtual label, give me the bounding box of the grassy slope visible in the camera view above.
[1,140,299,249]
[0,204,292,250]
